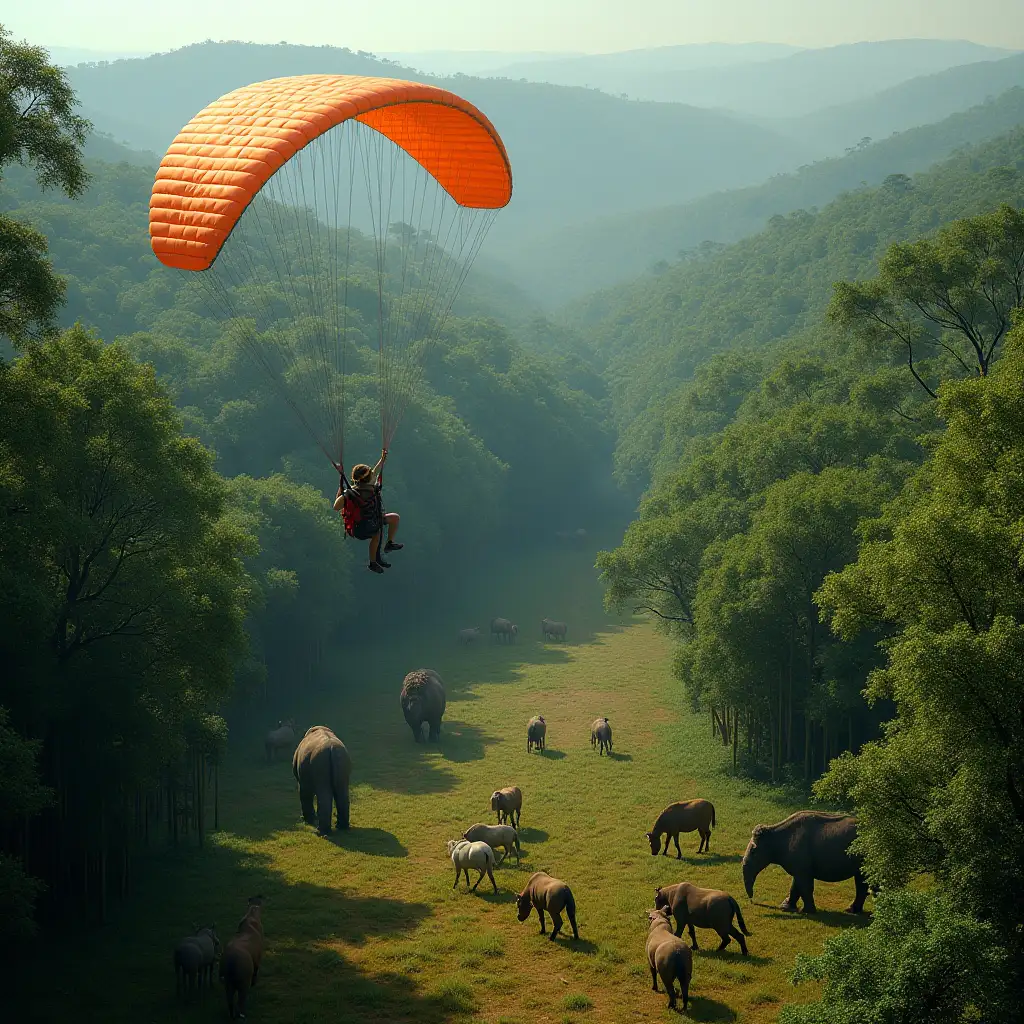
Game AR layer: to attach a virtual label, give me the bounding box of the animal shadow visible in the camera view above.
[698,949,773,966]
[694,853,743,865]
[480,889,520,905]
[762,907,872,930]
[327,827,408,858]
[517,827,548,842]
[565,937,599,954]
[606,751,632,761]
[538,748,567,760]
[687,996,738,1021]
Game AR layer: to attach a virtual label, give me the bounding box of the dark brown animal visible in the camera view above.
[742,810,869,914]
[490,786,522,828]
[220,896,263,1020]
[645,906,692,1010]
[490,617,518,643]
[400,668,446,742]
[646,799,716,857]
[292,725,352,834]
[654,882,751,954]
[590,717,612,755]
[516,871,579,942]
[527,715,546,753]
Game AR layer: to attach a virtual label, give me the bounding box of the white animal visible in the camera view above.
[457,627,482,645]
[462,823,521,865]
[265,719,295,761]
[447,838,498,892]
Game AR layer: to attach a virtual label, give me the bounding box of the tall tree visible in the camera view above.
[829,205,1024,396]
[812,320,1024,1017]
[0,24,90,344]
[0,325,254,924]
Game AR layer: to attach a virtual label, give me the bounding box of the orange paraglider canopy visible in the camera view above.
[149,74,513,271]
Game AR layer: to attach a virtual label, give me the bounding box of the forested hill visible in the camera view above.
[567,128,1024,486]
[494,87,1024,302]
[63,41,808,244]
[783,50,1024,156]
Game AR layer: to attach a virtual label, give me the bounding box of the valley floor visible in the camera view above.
[18,545,866,1023]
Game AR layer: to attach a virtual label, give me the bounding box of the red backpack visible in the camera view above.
[339,481,381,540]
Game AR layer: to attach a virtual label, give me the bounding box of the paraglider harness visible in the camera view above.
[337,463,387,564]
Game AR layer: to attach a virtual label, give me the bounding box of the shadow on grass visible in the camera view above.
[536,748,567,760]
[327,827,408,858]
[696,949,773,966]
[251,943,483,1023]
[9,839,438,1023]
[694,853,744,865]
[517,827,548,842]
[761,906,872,929]
[438,720,502,764]
[688,995,739,1021]
[606,751,633,761]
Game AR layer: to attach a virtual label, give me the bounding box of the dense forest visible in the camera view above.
[2,22,1023,1024]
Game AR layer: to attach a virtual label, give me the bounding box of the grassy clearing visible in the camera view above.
[15,542,867,1022]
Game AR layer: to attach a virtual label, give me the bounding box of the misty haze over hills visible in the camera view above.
[481,39,1019,115]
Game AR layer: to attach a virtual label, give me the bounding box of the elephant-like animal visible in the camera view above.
[400,668,446,742]
[292,725,352,834]
[741,810,869,914]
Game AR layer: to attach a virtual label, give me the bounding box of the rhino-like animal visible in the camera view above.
[292,725,352,834]
[400,668,446,742]
[457,627,482,645]
[741,810,869,914]
[541,618,567,641]
[490,617,518,644]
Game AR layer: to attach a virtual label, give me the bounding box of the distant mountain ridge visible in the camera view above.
[492,85,1024,304]
[778,51,1024,156]
[482,39,1018,117]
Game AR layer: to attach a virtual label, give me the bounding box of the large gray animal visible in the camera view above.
[654,882,751,954]
[220,896,263,1020]
[541,618,567,641]
[292,725,352,834]
[742,810,869,914]
[463,823,521,865]
[173,924,220,994]
[526,715,546,753]
[457,627,482,645]
[516,871,579,941]
[490,617,518,643]
[645,906,692,1011]
[490,786,522,828]
[400,668,446,742]
[448,839,498,893]
[590,717,612,755]
[646,798,716,857]
[264,719,295,762]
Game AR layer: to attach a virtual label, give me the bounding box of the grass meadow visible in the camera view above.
[16,541,868,1023]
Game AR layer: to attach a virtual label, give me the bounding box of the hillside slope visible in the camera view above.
[565,129,1024,478]
[782,51,1024,156]
[496,87,1024,303]
[485,39,1017,116]
[64,41,808,247]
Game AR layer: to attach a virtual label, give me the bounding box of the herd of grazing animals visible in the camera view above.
[175,617,872,1017]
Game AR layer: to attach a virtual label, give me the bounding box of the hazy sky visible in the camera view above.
[6,0,1024,54]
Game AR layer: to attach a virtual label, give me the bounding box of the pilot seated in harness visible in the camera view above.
[333,448,403,574]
